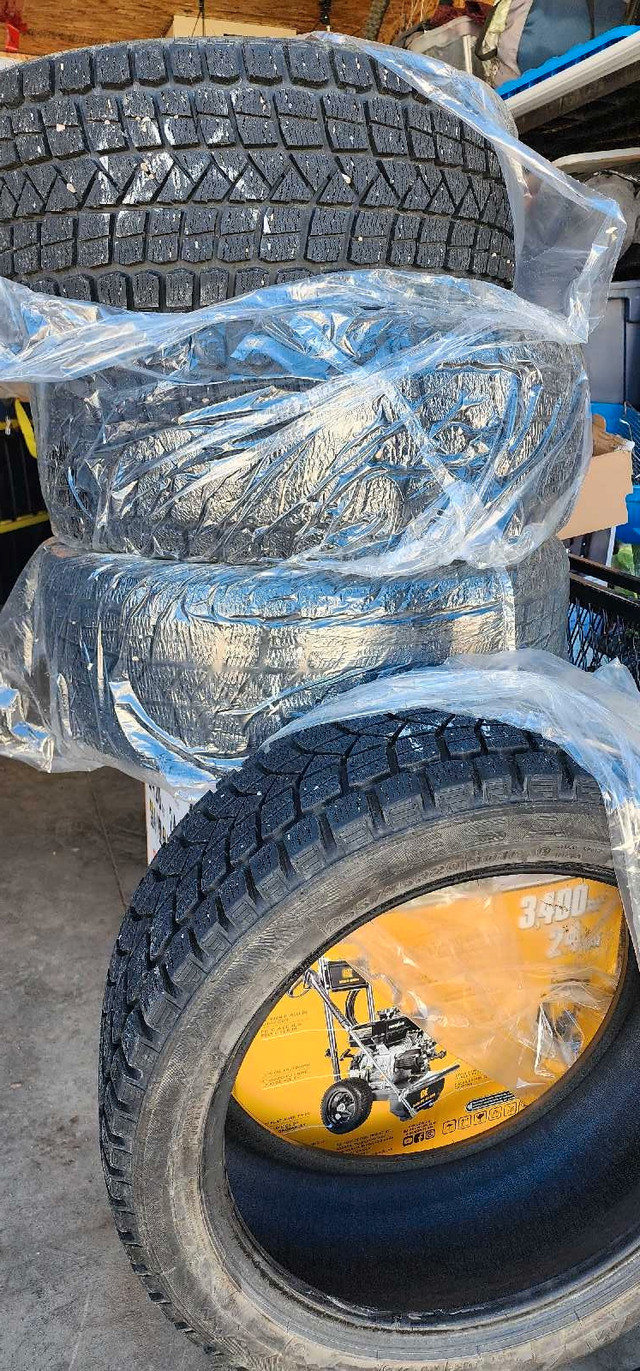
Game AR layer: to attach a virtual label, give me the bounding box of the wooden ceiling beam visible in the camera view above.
[16,0,381,59]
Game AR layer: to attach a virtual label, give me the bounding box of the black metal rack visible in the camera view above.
[568,554,640,682]
[0,405,50,606]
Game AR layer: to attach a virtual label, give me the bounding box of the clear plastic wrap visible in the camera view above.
[0,538,567,790]
[278,650,640,951]
[340,873,625,1105]
[0,31,623,576]
[0,273,589,574]
[234,871,625,1149]
[320,33,624,338]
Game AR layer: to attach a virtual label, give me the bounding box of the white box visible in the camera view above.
[145,783,196,861]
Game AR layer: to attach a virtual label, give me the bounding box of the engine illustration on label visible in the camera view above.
[298,958,460,1135]
[233,875,625,1158]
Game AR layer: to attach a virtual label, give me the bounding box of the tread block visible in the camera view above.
[23,62,54,101]
[164,929,206,994]
[153,839,189,878]
[56,51,93,94]
[192,894,231,957]
[260,787,297,835]
[249,841,290,903]
[96,45,131,88]
[443,725,481,759]
[100,1116,132,1178]
[475,754,514,801]
[120,1017,158,1079]
[480,721,529,753]
[200,838,230,894]
[138,965,182,1035]
[229,818,259,864]
[148,900,175,961]
[125,931,151,1006]
[429,760,476,811]
[299,764,343,812]
[565,759,602,802]
[326,791,375,852]
[395,730,440,769]
[282,814,326,880]
[517,751,565,799]
[218,868,257,930]
[174,867,201,925]
[346,743,389,788]
[375,771,424,829]
[134,44,168,85]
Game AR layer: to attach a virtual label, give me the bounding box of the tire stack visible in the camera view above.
[0,35,630,1371]
[0,35,586,783]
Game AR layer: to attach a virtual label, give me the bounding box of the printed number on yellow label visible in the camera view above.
[518,883,589,930]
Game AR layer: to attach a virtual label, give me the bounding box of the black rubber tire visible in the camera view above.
[0,37,515,310]
[11,537,569,778]
[38,327,585,566]
[320,1079,374,1134]
[99,709,640,1368]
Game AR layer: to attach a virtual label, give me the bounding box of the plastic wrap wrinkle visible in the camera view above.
[314,32,624,339]
[0,539,570,792]
[0,272,591,574]
[276,651,640,953]
[339,873,624,1100]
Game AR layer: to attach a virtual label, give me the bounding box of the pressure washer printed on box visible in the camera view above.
[232,873,626,1160]
[293,957,460,1135]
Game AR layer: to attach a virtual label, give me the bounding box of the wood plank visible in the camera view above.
[16,0,380,59]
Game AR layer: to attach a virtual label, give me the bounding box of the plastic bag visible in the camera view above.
[277,650,640,953]
[0,272,589,575]
[233,870,625,1149]
[318,33,624,339]
[0,538,567,791]
[340,873,625,1103]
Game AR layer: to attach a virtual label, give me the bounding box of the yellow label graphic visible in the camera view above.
[233,876,625,1157]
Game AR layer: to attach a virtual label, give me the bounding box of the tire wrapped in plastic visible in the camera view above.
[0,536,568,790]
[33,274,588,573]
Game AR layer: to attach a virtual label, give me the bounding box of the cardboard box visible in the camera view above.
[559,417,633,540]
[165,16,297,38]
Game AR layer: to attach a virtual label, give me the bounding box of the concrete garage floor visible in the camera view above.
[1,755,639,1371]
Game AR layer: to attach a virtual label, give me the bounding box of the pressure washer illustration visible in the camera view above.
[290,957,460,1135]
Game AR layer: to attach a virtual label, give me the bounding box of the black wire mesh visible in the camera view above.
[619,403,640,483]
[568,556,640,683]
[0,406,44,523]
[0,403,50,606]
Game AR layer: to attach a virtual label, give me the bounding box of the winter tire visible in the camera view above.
[5,536,569,777]
[99,707,640,1369]
[39,329,585,567]
[0,38,515,310]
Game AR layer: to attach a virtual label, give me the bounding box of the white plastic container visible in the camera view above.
[404,16,484,78]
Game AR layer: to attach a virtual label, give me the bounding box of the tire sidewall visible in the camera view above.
[130,802,639,1369]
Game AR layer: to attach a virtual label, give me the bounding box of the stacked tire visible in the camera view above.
[10,537,568,775]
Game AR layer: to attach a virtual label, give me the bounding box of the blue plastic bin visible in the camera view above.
[497,25,639,97]
[617,487,640,544]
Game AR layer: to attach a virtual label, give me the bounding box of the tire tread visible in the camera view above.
[99,709,599,1352]
[0,37,514,306]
